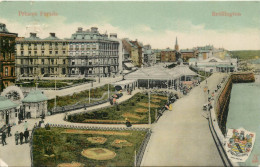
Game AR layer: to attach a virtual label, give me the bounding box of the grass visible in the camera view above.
[48,84,115,110]
[32,128,147,166]
[68,93,168,124]
[16,78,94,88]
[229,50,260,60]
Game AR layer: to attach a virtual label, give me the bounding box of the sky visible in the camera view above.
[0,1,260,50]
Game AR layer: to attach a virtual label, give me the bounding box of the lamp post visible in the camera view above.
[148,90,151,126]
[54,76,57,113]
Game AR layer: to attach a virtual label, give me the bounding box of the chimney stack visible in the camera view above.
[50,33,56,37]
[77,27,83,32]
[109,33,117,38]
[30,33,37,38]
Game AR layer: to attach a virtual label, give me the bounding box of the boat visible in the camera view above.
[225,128,256,162]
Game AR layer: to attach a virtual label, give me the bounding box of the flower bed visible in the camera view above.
[68,93,168,124]
[48,84,115,110]
[32,128,147,166]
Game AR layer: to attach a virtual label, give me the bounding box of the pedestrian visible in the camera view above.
[1,131,7,146]
[24,121,28,131]
[7,124,11,137]
[125,118,132,127]
[206,80,207,84]
[24,129,29,143]
[20,132,24,145]
[207,89,210,94]
[15,131,19,145]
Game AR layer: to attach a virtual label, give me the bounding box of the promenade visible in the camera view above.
[141,73,228,166]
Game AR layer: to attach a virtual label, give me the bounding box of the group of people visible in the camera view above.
[1,121,30,146]
[1,124,12,146]
[14,129,30,145]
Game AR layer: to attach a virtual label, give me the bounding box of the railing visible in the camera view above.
[208,74,238,167]
[135,129,152,166]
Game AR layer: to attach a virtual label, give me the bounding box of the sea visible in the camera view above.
[226,74,260,166]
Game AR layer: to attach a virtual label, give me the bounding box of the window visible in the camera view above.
[34,51,37,55]
[29,51,31,56]
[42,51,44,54]
[51,59,54,64]
[55,51,58,55]
[63,51,65,54]
[42,59,44,64]
[21,51,24,56]
[49,51,52,54]
[11,67,14,76]
[5,67,8,76]
[72,62,75,65]
[63,59,66,65]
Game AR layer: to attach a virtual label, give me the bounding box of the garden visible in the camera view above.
[16,78,94,88]
[48,84,115,110]
[32,127,147,167]
[68,93,168,124]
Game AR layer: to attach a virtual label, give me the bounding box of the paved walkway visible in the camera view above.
[43,76,123,99]
[141,73,228,166]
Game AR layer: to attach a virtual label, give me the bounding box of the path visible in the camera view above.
[141,73,228,166]
[43,76,123,99]
[0,88,147,167]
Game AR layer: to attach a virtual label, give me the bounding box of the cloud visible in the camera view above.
[0,16,260,50]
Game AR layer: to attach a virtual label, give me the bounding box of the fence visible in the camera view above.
[29,124,151,167]
[50,99,109,115]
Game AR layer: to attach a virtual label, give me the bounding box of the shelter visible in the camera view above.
[124,65,198,88]
[0,96,19,127]
[22,90,48,118]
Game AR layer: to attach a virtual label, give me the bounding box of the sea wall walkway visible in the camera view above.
[141,73,227,166]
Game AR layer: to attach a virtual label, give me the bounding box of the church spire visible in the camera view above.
[175,36,179,51]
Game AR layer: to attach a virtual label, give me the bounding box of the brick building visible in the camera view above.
[0,23,18,92]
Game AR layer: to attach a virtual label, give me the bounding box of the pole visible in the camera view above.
[108,84,110,99]
[98,59,101,83]
[54,76,57,113]
[89,88,90,103]
[134,150,137,167]
[148,90,151,125]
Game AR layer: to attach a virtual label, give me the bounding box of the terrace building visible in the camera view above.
[68,27,120,77]
[15,33,69,78]
[0,23,18,91]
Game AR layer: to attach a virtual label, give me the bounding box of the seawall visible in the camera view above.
[214,72,255,135]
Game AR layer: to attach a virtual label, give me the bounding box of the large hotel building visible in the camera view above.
[15,27,121,78]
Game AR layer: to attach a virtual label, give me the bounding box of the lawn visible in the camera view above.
[48,84,115,110]
[32,128,147,167]
[16,78,94,88]
[68,93,168,124]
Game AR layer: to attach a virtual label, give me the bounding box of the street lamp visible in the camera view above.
[54,76,57,113]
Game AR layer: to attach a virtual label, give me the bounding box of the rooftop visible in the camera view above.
[0,96,19,110]
[22,90,48,103]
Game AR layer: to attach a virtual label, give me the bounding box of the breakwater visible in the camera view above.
[215,72,255,135]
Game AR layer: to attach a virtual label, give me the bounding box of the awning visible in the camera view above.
[124,62,135,68]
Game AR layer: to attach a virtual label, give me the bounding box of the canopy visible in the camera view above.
[125,65,198,80]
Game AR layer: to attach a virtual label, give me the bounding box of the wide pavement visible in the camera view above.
[141,73,228,166]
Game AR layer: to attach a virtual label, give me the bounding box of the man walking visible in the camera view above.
[15,131,19,145]
[24,129,29,143]
[24,121,28,131]
[7,124,11,137]
[1,131,7,146]
[20,132,24,145]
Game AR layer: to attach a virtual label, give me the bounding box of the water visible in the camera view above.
[227,75,260,166]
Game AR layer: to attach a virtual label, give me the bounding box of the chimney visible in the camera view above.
[91,27,98,33]
[109,33,117,38]
[30,33,37,38]
[77,27,83,32]
[50,33,56,37]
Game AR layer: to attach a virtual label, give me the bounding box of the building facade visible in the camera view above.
[0,23,18,92]
[68,27,120,77]
[15,33,69,78]
[122,38,143,68]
